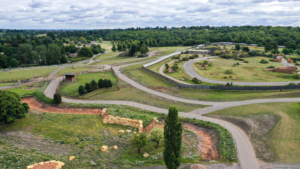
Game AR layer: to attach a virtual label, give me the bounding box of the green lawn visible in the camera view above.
[206,102,300,163]
[59,72,117,95]
[56,66,102,77]
[193,57,299,82]
[0,83,15,87]
[94,51,122,61]
[0,68,58,81]
[6,82,46,97]
[36,33,47,37]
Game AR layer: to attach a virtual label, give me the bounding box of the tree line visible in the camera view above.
[78,79,113,95]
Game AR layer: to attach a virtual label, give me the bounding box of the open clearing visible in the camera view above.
[193,57,298,82]
[0,68,58,81]
[56,66,103,77]
[206,102,300,163]
[5,82,46,97]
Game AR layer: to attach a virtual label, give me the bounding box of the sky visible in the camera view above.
[0,0,299,29]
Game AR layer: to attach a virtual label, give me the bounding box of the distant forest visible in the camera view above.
[0,26,300,68]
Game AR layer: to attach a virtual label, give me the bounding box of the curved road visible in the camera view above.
[43,50,300,169]
[183,57,300,86]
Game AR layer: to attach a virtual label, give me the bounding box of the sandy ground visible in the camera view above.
[21,97,102,115]
[31,162,58,169]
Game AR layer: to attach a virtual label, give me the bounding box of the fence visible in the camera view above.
[142,66,300,91]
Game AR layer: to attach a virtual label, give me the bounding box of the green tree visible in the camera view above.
[140,45,148,54]
[130,133,148,154]
[0,54,7,68]
[60,55,68,63]
[242,47,250,52]
[78,47,94,58]
[282,48,290,54]
[85,83,91,93]
[235,44,241,50]
[108,79,113,87]
[47,44,61,65]
[103,79,109,88]
[130,43,138,56]
[78,85,86,95]
[165,63,169,70]
[35,45,48,65]
[53,93,62,105]
[150,128,164,148]
[257,43,262,47]
[297,50,300,55]
[112,44,117,52]
[163,107,183,169]
[18,44,35,64]
[9,58,19,68]
[98,79,104,88]
[90,80,98,91]
[0,91,29,123]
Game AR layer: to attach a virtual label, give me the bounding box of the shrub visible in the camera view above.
[237,62,240,65]
[267,66,275,69]
[53,93,62,105]
[192,78,201,84]
[150,128,164,148]
[78,85,86,95]
[203,60,208,65]
[108,80,113,87]
[33,91,53,104]
[90,80,98,91]
[224,69,233,74]
[259,59,269,64]
[130,133,147,154]
[103,79,109,88]
[0,90,29,123]
[98,79,104,88]
[296,74,300,79]
[85,83,91,93]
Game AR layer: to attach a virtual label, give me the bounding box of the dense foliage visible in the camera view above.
[130,133,148,154]
[53,93,62,105]
[0,90,29,123]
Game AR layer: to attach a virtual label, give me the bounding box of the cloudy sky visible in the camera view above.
[0,0,299,29]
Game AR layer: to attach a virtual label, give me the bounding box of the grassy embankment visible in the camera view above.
[206,102,300,163]
[193,57,299,82]
[0,68,58,81]
[5,82,47,97]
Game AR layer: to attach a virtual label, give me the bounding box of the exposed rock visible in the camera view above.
[69,156,75,161]
[101,146,108,152]
[126,130,131,133]
[113,145,118,150]
[143,153,149,157]
[190,164,207,169]
[119,130,125,134]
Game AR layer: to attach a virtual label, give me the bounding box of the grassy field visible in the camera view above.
[87,79,206,112]
[0,107,207,168]
[0,82,15,87]
[56,66,103,76]
[123,64,300,101]
[6,82,46,97]
[193,57,298,82]
[0,68,58,81]
[94,51,122,61]
[59,72,117,94]
[206,102,300,163]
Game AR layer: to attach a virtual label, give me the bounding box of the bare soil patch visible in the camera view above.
[21,97,103,115]
[152,122,219,161]
[31,162,58,169]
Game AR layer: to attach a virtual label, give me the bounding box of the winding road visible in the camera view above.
[42,50,300,169]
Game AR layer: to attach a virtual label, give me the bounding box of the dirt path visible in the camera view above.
[22,97,103,115]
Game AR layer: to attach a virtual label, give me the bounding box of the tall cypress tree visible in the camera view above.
[108,79,113,87]
[163,107,183,169]
[90,79,98,91]
[85,83,91,93]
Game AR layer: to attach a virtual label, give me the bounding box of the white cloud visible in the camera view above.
[0,0,299,29]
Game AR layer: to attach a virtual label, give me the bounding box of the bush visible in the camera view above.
[90,80,98,91]
[85,83,91,93]
[259,59,269,64]
[53,93,62,105]
[224,69,233,74]
[296,74,300,79]
[267,66,275,69]
[103,79,109,88]
[0,90,29,123]
[33,91,53,104]
[150,128,164,148]
[98,79,104,88]
[192,78,201,84]
[78,85,86,95]
[108,80,113,87]
[203,60,208,65]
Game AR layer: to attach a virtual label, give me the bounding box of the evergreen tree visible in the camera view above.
[108,79,113,87]
[78,85,86,95]
[53,93,62,105]
[112,44,117,52]
[85,83,91,93]
[90,80,98,91]
[103,79,109,88]
[98,79,104,88]
[163,107,183,169]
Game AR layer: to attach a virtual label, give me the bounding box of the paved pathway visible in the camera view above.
[43,50,300,169]
[183,57,300,86]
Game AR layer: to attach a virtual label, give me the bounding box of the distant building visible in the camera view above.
[69,53,77,58]
[64,73,76,82]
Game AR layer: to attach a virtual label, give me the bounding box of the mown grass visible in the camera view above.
[87,79,206,112]
[206,102,300,163]
[193,57,298,82]
[59,72,117,94]
[0,68,58,81]
[56,66,102,76]
[5,82,46,97]
[0,82,15,87]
